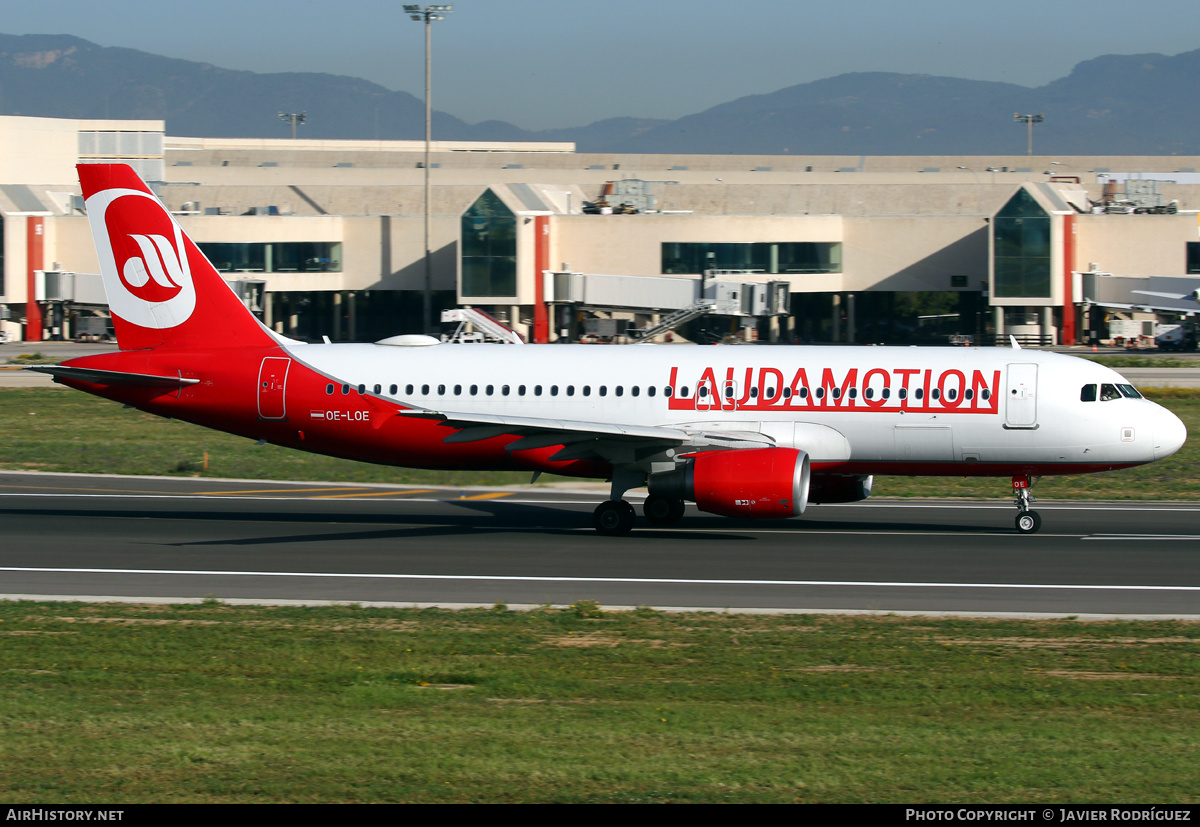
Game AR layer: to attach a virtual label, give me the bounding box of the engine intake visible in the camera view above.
[648,447,810,519]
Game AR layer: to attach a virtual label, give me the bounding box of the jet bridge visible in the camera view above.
[542,270,789,342]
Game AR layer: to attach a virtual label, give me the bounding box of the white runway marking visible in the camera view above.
[2,566,1198,592]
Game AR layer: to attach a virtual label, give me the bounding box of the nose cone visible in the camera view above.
[1154,406,1187,460]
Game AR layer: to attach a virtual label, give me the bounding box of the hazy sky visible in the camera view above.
[5,0,1200,130]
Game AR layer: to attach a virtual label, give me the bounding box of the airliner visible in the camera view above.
[34,164,1188,535]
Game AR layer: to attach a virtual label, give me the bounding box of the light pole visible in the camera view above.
[405,4,453,335]
[1013,113,1043,156]
[278,111,306,140]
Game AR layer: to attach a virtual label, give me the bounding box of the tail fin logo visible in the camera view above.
[87,188,197,330]
[121,234,186,303]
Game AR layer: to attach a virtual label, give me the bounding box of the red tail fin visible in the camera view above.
[78,163,275,352]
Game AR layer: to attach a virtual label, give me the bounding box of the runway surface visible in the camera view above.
[1,472,1197,618]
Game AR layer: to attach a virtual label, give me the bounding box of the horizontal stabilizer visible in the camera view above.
[28,365,200,388]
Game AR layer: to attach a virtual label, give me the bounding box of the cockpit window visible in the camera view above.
[1117,384,1143,399]
[1100,383,1121,401]
[1081,384,1097,402]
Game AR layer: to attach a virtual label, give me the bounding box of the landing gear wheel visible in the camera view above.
[643,494,686,525]
[593,500,636,536]
[1015,510,1042,534]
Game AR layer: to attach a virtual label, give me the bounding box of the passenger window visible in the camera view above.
[664,386,672,398]
[502,385,510,396]
[631,386,640,397]
[698,386,707,398]
[883,388,891,400]
[965,389,973,400]
[342,384,350,395]
[1081,384,1097,402]
[373,384,381,395]
[648,386,656,397]
[358,384,366,394]
[454,384,462,395]
[421,384,429,395]
[750,386,758,398]
[724,386,733,399]
[470,384,478,396]
[932,388,940,400]
[799,387,808,399]
[534,385,542,396]
[783,387,792,399]
[405,384,414,395]
[945,388,955,401]
[615,386,624,397]
[915,388,923,400]
[679,386,689,398]
[1100,383,1121,401]
[981,389,990,400]
[849,388,858,399]
[550,385,559,396]
[389,384,398,395]
[437,384,445,395]
[486,385,495,396]
[519,385,527,396]
[583,386,591,397]
[566,386,574,396]
[832,388,841,399]
[865,388,873,399]
[898,388,906,400]
[326,384,334,395]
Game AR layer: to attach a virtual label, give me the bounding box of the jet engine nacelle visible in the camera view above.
[648,447,810,519]
[808,474,873,504]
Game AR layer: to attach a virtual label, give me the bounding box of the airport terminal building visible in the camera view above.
[2,114,1198,346]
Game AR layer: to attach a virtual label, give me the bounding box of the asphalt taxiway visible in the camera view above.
[1,472,1197,618]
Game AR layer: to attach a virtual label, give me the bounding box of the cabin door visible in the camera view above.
[258,357,291,420]
[1004,363,1038,428]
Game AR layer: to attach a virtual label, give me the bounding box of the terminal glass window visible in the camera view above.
[1188,242,1200,274]
[661,242,841,275]
[461,190,517,297]
[993,189,1051,298]
[198,242,342,273]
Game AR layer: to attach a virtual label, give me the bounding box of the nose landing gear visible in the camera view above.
[1013,475,1041,533]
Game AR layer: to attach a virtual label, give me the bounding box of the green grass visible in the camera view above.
[0,602,1196,803]
[1080,355,1198,368]
[1,387,1197,499]
[0,387,572,488]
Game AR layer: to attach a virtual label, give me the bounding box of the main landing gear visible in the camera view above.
[592,496,686,535]
[1012,475,1041,534]
[592,469,686,536]
[593,500,636,535]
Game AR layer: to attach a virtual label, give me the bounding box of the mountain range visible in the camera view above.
[2,32,1199,155]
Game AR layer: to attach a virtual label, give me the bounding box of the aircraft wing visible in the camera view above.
[27,365,200,388]
[398,407,774,461]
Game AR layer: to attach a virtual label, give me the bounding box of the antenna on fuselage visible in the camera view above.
[1009,335,1022,350]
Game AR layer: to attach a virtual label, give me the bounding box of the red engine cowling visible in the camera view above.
[648,447,810,519]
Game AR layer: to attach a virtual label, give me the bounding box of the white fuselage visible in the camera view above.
[288,342,1186,474]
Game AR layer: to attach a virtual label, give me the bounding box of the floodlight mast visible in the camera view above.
[1013,113,1044,156]
[405,4,453,335]
[278,111,306,140]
